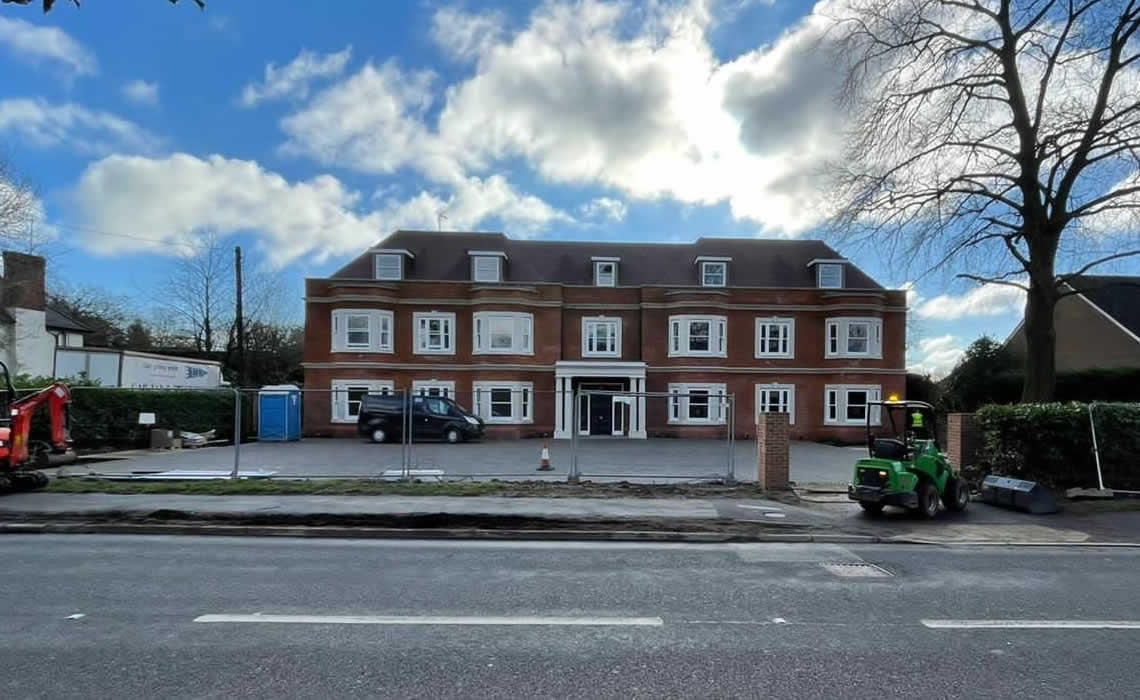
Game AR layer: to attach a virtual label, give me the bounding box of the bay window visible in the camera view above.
[472,381,534,424]
[668,315,727,357]
[331,380,394,423]
[331,309,393,353]
[668,383,727,424]
[824,385,881,426]
[473,312,533,354]
[825,318,883,358]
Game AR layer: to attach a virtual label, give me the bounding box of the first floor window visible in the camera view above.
[331,380,394,423]
[668,316,727,357]
[331,309,393,353]
[415,312,455,354]
[668,383,727,425]
[755,318,794,358]
[755,384,795,425]
[583,317,621,356]
[824,385,881,426]
[473,312,533,354]
[472,382,534,424]
[825,318,883,358]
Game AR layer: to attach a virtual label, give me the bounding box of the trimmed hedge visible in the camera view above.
[976,402,1140,490]
[67,388,242,450]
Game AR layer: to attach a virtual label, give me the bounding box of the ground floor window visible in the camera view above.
[823,384,881,426]
[472,381,534,424]
[331,379,394,423]
[412,380,455,398]
[667,383,727,425]
[755,384,795,425]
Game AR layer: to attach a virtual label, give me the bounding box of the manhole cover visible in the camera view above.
[819,562,893,578]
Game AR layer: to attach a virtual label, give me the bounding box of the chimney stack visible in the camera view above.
[1,251,47,312]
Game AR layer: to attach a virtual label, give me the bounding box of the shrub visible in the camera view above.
[976,402,1140,490]
[67,388,242,450]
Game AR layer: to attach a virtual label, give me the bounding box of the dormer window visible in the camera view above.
[469,250,507,283]
[592,257,619,286]
[695,257,731,287]
[373,248,414,280]
[808,258,847,289]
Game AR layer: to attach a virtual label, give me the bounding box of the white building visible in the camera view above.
[0,251,91,378]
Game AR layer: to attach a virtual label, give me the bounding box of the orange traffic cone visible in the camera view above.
[537,440,553,471]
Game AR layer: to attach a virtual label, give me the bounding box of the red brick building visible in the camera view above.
[303,231,906,441]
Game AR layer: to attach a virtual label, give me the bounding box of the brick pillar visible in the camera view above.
[946,413,979,468]
[756,413,790,490]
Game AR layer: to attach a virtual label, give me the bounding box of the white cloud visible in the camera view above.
[277,0,846,234]
[66,154,570,267]
[240,46,353,107]
[431,6,507,61]
[0,16,97,77]
[0,98,159,155]
[579,197,627,222]
[121,80,160,106]
[908,334,964,377]
[915,283,1026,321]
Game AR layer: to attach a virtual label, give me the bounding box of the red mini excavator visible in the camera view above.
[0,361,76,492]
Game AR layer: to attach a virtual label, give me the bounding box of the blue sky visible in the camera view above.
[1,0,1118,374]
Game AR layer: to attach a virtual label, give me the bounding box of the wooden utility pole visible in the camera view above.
[234,245,245,387]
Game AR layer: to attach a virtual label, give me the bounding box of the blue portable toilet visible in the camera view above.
[258,384,302,441]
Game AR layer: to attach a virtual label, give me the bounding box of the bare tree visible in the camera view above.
[0,158,37,247]
[829,0,1140,400]
[156,235,232,352]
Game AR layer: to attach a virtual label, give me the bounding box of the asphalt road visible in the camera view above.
[2,535,1139,699]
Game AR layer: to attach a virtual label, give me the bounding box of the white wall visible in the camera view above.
[11,308,55,377]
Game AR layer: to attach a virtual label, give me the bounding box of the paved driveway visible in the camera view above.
[74,437,858,484]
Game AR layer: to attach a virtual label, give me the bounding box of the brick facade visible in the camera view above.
[303,234,908,441]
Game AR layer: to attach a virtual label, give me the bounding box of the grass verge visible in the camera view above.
[46,477,782,500]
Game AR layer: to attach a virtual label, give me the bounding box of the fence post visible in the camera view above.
[569,388,579,483]
[725,394,736,484]
[230,387,241,480]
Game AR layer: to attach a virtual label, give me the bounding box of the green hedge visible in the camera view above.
[67,388,242,450]
[976,402,1140,490]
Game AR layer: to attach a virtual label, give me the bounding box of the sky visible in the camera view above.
[0,0,1118,375]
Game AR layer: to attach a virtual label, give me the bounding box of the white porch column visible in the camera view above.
[554,376,573,439]
[632,376,647,439]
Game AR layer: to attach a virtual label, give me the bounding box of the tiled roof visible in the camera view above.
[329,231,884,289]
[1068,275,1140,338]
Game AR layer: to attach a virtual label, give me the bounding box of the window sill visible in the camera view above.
[754,353,795,360]
[331,417,359,424]
[473,349,535,355]
[667,419,725,426]
[582,352,621,358]
[824,354,883,360]
[482,418,534,425]
[667,352,728,359]
[334,348,394,354]
[414,349,456,355]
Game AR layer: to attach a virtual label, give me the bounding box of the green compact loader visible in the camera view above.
[847,397,969,518]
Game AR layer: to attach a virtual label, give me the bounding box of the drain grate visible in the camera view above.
[819,562,893,578]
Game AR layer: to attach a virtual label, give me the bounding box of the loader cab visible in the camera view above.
[867,398,939,462]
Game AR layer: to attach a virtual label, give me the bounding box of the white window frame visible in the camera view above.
[594,261,617,287]
[817,263,844,289]
[701,261,727,287]
[755,383,796,425]
[375,254,403,281]
[825,317,883,359]
[667,383,728,425]
[668,315,727,358]
[412,380,456,398]
[472,255,503,283]
[473,312,533,355]
[331,379,394,423]
[414,312,456,355]
[754,317,795,358]
[823,384,881,426]
[471,381,534,424]
[331,309,394,353]
[582,317,621,357]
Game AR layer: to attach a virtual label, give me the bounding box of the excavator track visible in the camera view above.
[0,470,49,493]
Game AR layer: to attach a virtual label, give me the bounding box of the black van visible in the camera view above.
[356,394,485,444]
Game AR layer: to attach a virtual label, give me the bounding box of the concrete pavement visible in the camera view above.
[3,535,1140,698]
[70,437,859,484]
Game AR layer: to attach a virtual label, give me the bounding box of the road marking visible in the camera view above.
[66,613,85,620]
[922,619,1140,630]
[194,614,664,627]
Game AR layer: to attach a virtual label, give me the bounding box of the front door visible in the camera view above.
[590,394,613,436]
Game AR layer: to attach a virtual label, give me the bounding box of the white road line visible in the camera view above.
[922,619,1140,630]
[194,614,664,627]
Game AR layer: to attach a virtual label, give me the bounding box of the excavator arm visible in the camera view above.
[0,361,75,492]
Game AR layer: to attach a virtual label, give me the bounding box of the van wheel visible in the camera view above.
[370,428,386,444]
[445,428,461,444]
